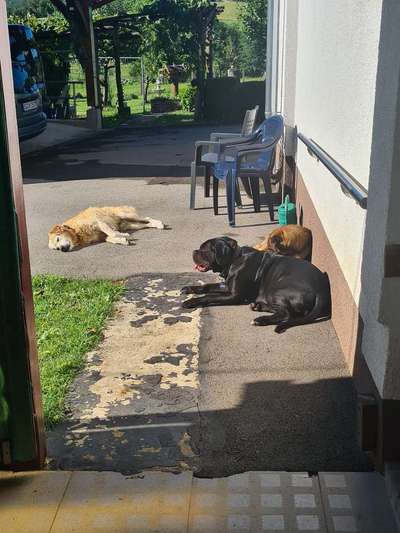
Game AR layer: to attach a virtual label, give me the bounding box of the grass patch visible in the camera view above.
[33,275,124,428]
[218,0,241,24]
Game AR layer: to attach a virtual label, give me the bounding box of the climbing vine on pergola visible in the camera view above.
[49,0,222,117]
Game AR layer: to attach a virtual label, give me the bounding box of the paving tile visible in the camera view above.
[51,470,192,533]
[0,471,71,533]
[319,472,398,533]
[188,472,327,533]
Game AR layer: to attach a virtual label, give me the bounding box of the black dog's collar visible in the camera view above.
[255,252,276,282]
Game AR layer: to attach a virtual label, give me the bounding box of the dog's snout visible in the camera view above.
[61,244,70,252]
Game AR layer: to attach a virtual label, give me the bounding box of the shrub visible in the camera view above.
[150,97,181,113]
[204,78,265,123]
[180,85,197,112]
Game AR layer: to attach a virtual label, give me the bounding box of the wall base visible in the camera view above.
[295,167,359,369]
[294,163,400,467]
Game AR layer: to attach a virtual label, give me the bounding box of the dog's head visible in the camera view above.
[267,232,285,254]
[48,224,79,252]
[193,237,239,275]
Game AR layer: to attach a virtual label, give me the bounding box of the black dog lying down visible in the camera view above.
[182,237,331,333]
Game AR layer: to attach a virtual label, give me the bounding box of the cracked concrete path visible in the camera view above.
[47,274,207,474]
[47,273,371,476]
[24,131,370,477]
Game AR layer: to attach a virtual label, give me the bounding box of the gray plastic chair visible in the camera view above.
[209,105,259,142]
[190,106,259,208]
[211,114,284,226]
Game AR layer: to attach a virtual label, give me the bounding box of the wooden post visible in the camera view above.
[69,0,101,127]
[113,27,125,116]
[0,1,46,468]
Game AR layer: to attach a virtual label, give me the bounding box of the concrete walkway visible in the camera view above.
[24,178,274,279]
[22,123,238,178]
[1,470,398,532]
[20,120,97,156]
[21,125,371,475]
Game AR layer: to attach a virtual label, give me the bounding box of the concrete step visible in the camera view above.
[319,472,398,533]
[0,470,398,532]
[189,472,327,533]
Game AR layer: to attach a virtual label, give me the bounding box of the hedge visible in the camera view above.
[204,78,265,123]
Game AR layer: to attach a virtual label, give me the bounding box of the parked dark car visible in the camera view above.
[8,24,47,141]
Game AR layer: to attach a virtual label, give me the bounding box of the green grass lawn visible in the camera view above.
[218,0,241,25]
[33,275,124,428]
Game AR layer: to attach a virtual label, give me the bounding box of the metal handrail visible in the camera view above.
[297,132,368,209]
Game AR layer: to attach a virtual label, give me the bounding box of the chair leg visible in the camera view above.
[226,171,236,226]
[190,161,197,209]
[204,165,211,198]
[240,177,252,198]
[262,176,275,221]
[235,180,242,207]
[213,176,219,215]
[250,178,261,212]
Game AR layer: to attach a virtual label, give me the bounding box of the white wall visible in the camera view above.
[359,0,400,399]
[281,0,400,399]
[285,0,382,302]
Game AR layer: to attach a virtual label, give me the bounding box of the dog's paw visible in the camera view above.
[252,317,267,326]
[112,237,130,245]
[181,286,193,295]
[182,299,197,309]
[147,218,165,230]
[274,325,286,334]
[250,302,260,312]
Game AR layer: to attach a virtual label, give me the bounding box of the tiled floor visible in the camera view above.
[189,472,327,532]
[0,470,398,533]
[319,472,399,533]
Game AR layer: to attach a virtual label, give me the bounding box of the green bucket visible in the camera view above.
[278,195,297,225]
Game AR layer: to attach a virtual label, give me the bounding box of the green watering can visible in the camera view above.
[278,195,297,225]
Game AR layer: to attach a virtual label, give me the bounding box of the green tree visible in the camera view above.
[139,0,221,117]
[7,0,56,17]
[213,20,241,76]
[239,0,267,76]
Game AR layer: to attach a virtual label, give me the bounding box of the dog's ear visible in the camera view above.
[62,224,74,232]
[270,235,282,245]
[215,237,238,266]
[269,234,284,251]
[49,224,62,234]
[220,236,238,249]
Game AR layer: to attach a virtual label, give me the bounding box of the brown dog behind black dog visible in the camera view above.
[182,237,331,333]
[254,224,312,260]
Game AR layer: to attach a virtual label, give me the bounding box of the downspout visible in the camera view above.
[265,0,285,116]
[265,0,275,116]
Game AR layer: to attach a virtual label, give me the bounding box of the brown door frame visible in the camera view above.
[0,2,46,467]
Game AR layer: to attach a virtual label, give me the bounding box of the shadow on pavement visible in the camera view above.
[47,376,371,476]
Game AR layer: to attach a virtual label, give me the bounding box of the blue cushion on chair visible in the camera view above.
[213,160,236,181]
[213,152,271,181]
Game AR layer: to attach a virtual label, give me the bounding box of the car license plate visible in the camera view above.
[23,100,38,112]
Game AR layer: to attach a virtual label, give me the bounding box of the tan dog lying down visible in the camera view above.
[254,224,312,260]
[48,206,164,252]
